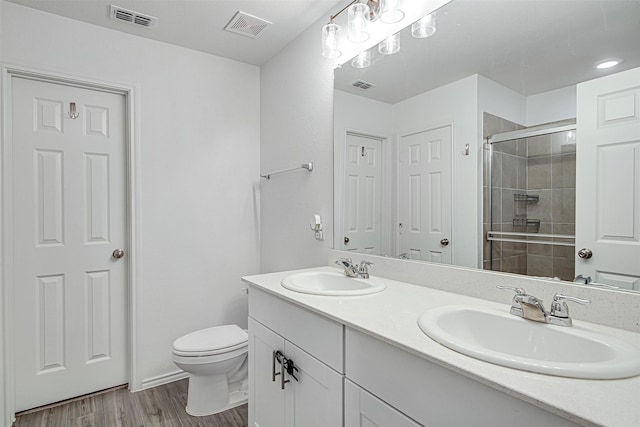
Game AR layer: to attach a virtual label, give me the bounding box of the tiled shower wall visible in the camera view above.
[483,113,576,281]
[524,131,576,280]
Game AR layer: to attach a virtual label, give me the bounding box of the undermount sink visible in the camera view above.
[281,270,386,296]
[418,305,640,379]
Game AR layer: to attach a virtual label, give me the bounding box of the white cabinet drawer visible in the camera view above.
[345,328,580,427]
[345,380,422,427]
[249,287,343,372]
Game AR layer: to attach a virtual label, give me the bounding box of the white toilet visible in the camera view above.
[172,324,248,416]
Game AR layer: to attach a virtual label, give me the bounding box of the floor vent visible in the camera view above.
[352,80,376,90]
[110,5,157,29]
[224,11,272,39]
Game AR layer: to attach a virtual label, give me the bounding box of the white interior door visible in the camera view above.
[341,133,383,254]
[575,67,640,290]
[398,126,452,263]
[12,76,128,411]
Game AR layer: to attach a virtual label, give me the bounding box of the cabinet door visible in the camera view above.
[345,380,422,427]
[284,340,343,427]
[249,318,286,427]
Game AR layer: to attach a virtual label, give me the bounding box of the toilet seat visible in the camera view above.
[172,325,248,357]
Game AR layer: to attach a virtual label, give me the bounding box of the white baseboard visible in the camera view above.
[138,370,189,391]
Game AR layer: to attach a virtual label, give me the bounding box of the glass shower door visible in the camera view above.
[484,124,577,281]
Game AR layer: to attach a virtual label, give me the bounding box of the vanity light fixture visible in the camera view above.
[321,0,391,59]
[322,23,342,58]
[595,58,622,69]
[378,32,400,55]
[351,50,372,68]
[411,12,436,38]
[348,1,371,42]
[380,0,405,24]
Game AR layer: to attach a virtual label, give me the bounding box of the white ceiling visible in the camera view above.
[9,0,640,99]
[7,0,343,65]
[335,0,640,102]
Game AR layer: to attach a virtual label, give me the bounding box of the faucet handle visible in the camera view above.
[550,293,591,318]
[357,260,373,278]
[496,285,527,295]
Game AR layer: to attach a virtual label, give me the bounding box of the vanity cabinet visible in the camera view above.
[345,328,580,427]
[345,380,422,427]
[248,288,343,427]
[247,283,582,427]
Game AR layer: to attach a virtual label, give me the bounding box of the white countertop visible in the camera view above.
[242,266,640,427]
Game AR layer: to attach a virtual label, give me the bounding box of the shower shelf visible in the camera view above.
[514,193,539,203]
[512,218,541,231]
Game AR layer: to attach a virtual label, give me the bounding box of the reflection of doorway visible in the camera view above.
[340,132,384,254]
[397,126,453,263]
[10,75,129,411]
[575,66,640,290]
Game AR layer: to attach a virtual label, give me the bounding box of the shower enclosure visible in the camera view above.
[483,116,577,281]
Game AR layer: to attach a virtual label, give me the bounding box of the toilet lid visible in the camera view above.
[173,325,247,354]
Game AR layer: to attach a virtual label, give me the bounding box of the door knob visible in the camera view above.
[112,249,125,259]
[344,237,350,244]
[577,248,592,259]
[440,238,450,246]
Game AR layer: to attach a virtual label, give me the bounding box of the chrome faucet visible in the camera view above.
[334,258,373,279]
[497,286,590,327]
[573,274,592,285]
[548,293,592,327]
[335,258,358,277]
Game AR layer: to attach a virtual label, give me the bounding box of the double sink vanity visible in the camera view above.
[242,256,640,427]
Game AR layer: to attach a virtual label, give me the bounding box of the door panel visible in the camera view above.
[575,67,640,289]
[248,319,286,427]
[284,341,343,427]
[342,133,383,254]
[398,126,452,263]
[12,77,128,411]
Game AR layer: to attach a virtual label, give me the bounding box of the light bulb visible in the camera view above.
[379,32,400,55]
[595,58,622,69]
[412,13,436,38]
[351,50,371,69]
[321,23,342,59]
[380,0,404,24]
[348,2,370,43]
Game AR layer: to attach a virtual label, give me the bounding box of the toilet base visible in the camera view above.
[185,376,248,417]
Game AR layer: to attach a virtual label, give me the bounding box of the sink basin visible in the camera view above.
[418,305,640,379]
[281,270,386,296]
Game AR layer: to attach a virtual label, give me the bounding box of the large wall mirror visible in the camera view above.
[333,0,640,292]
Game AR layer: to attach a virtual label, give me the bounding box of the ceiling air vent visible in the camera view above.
[110,5,157,29]
[352,80,376,90]
[224,11,272,39]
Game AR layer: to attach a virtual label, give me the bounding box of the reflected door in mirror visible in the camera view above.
[341,133,383,254]
[576,67,640,291]
[398,126,452,263]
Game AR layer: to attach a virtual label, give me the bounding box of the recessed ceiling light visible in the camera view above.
[595,58,623,69]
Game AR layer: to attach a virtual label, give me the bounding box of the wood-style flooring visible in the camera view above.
[12,379,248,427]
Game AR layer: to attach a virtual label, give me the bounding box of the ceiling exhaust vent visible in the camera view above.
[224,11,271,39]
[352,80,376,90]
[110,5,157,29]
